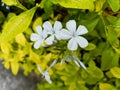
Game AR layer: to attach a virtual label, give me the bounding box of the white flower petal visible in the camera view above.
[42,30,48,38]
[60,59,65,66]
[44,72,52,84]
[75,36,88,48]
[34,39,42,49]
[30,34,40,41]
[73,60,80,67]
[76,25,88,35]
[46,35,54,45]
[60,29,72,39]
[50,60,57,67]
[54,21,62,31]
[78,61,87,69]
[36,26,42,35]
[66,20,76,33]
[38,65,44,74]
[43,21,52,32]
[55,31,63,40]
[68,38,78,50]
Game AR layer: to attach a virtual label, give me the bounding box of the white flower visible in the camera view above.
[38,65,52,84]
[72,56,87,69]
[43,21,63,45]
[60,55,87,69]
[37,60,57,84]
[30,26,47,49]
[61,20,88,50]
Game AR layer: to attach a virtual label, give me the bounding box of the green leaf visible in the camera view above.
[111,18,120,27]
[44,0,53,15]
[51,0,94,11]
[115,79,120,88]
[0,11,5,24]
[82,61,104,85]
[80,13,100,32]
[84,43,96,51]
[107,0,119,12]
[0,7,37,43]
[110,67,120,78]
[76,85,88,90]
[107,26,118,45]
[2,0,17,5]
[101,48,119,71]
[11,61,19,75]
[99,83,117,90]
[2,0,27,10]
[95,0,106,12]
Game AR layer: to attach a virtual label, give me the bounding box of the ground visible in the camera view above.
[0,60,40,90]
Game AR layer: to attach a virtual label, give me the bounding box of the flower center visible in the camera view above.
[72,31,77,37]
[52,30,55,35]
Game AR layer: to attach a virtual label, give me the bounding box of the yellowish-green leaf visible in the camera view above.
[0,42,12,54]
[14,49,25,61]
[2,0,27,10]
[15,33,27,46]
[84,43,96,51]
[4,61,10,69]
[51,0,94,11]
[99,83,117,90]
[2,0,17,5]
[68,82,76,90]
[33,17,43,31]
[30,50,41,64]
[105,71,114,78]
[54,63,66,70]
[95,0,106,12]
[110,67,120,78]
[11,61,19,75]
[0,7,37,43]
[107,0,119,12]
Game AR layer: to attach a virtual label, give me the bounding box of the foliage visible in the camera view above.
[0,0,120,90]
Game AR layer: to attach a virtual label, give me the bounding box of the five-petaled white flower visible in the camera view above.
[43,21,63,45]
[61,20,88,50]
[30,26,47,49]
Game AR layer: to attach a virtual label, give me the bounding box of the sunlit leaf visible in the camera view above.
[51,0,94,11]
[99,83,116,90]
[110,67,120,78]
[0,7,37,43]
[33,17,43,31]
[95,0,106,12]
[2,0,27,10]
[4,61,10,69]
[84,43,96,51]
[15,33,27,46]
[107,0,119,12]
[11,61,19,75]
[0,42,12,54]
[29,50,41,64]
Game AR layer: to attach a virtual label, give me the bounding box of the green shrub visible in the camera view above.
[0,0,120,90]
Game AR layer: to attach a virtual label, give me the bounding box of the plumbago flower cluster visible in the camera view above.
[30,20,88,83]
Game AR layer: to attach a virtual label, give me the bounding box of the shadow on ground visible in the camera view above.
[0,61,41,90]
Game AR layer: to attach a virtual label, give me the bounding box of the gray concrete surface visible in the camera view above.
[0,61,40,90]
